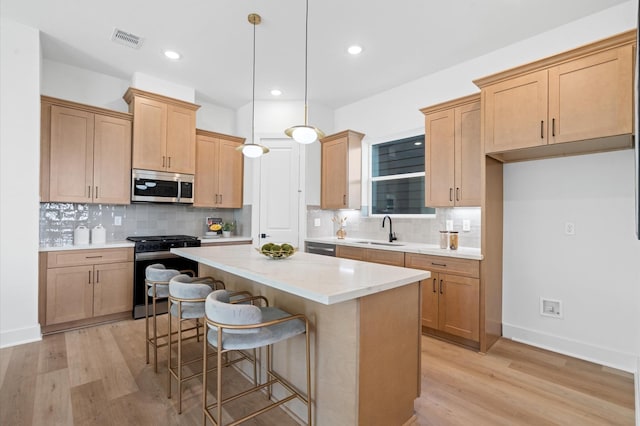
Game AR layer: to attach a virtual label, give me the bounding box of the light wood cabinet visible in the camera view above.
[194,130,245,208]
[124,88,199,174]
[41,97,132,204]
[406,253,480,344]
[476,31,635,162]
[421,94,481,207]
[40,248,134,332]
[336,245,405,267]
[320,130,365,209]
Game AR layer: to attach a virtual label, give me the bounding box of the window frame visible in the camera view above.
[368,132,436,218]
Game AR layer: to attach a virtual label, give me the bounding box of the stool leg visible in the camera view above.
[167,302,172,400]
[202,326,208,425]
[152,287,158,373]
[145,284,150,366]
[306,323,312,426]
[177,306,183,414]
[217,328,223,426]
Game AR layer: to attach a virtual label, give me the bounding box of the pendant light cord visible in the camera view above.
[303,0,309,125]
[252,18,256,145]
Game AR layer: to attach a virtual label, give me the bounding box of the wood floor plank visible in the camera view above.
[70,379,110,425]
[0,341,39,426]
[37,332,67,374]
[32,368,73,426]
[0,345,13,389]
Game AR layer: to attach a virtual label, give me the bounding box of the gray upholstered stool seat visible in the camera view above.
[203,289,312,425]
[168,273,225,414]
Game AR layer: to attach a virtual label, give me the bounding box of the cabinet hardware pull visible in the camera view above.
[431,262,447,267]
[85,255,102,259]
[88,186,91,198]
[219,194,222,204]
[95,186,98,199]
[88,271,92,284]
[456,187,460,202]
[552,118,555,137]
[343,194,346,206]
[439,279,444,294]
[449,188,453,202]
[168,157,171,168]
[540,121,544,139]
[432,278,436,293]
[162,156,166,167]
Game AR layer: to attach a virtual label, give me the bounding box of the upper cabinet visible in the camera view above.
[474,30,635,162]
[123,88,200,174]
[41,96,132,204]
[421,94,481,207]
[320,130,365,210]
[194,130,245,208]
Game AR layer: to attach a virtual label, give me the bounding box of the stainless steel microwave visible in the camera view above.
[131,169,194,204]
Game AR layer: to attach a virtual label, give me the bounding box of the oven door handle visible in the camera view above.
[135,251,180,261]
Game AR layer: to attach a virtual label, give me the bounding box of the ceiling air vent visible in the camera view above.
[111,28,144,49]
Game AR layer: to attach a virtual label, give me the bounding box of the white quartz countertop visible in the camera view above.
[199,236,252,244]
[39,241,134,252]
[171,245,430,305]
[305,237,483,260]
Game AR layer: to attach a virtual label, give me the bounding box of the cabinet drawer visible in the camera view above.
[405,253,479,278]
[47,248,133,267]
[336,245,366,261]
[366,249,404,267]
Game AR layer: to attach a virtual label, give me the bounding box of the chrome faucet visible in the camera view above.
[382,215,397,243]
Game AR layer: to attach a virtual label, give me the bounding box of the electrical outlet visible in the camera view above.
[314,218,321,227]
[565,222,575,235]
[446,220,453,231]
[540,298,563,318]
[462,220,471,232]
[114,216,122,226]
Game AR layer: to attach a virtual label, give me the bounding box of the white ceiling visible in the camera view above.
[1,0,629,109]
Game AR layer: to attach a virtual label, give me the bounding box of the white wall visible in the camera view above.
[334,0,639,372]
[0,19,42,347]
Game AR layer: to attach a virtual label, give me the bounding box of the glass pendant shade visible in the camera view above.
[238,143,269,158]
[285,125,324,144]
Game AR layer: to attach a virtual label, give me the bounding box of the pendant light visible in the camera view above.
[237,13,269,158]
[284,0,325,144]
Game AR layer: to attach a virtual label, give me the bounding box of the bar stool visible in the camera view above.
[145,264,195,373]
[168,273,226,414]
[202,289,312,426]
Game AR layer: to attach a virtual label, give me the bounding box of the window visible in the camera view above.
[370,135,435,215]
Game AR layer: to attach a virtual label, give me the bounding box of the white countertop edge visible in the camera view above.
[171,247,430,305]
[199,236,252,244]
[305,237,483,260]
[39,241,135,252]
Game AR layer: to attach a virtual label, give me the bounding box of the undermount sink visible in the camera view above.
[354,240,405,247]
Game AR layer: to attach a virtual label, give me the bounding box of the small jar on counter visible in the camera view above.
[439,231,449,249]
[449,231,459,250]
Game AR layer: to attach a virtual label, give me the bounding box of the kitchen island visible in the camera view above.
[171,245,430,426]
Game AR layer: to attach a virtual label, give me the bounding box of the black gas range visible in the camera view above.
[127,235,201,319]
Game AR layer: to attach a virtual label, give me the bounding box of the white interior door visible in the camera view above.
[258,138,301,247]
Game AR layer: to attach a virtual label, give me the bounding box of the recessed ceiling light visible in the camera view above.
[347,45,363,55]
[163,50,181,60]
[271,89,282,96]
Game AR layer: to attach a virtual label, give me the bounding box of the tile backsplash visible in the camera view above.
[306,205,481,249]
[40,203,250,247]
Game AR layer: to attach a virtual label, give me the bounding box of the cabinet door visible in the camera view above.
[93,262,133,316]
[454,101,481,206]
[166,104,196,174]
[365,249,405,267]
[321,138,348,209]
[49,106,94,202]
[194,135,217,207]
[548,45,633,145]
[439,274,479,341]
[483,69,548,153]
[425,108,455,207]
[131,97,167,171]
[46,265,94,325]
[217,138,244,208]
[336,245,366,261]
[422,275,439,329]
[93,114,132,204]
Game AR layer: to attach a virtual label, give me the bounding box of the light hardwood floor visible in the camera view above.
[0,318,635,425]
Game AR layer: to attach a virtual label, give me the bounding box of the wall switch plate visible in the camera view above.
[462,219,471,232]
[565,222,575,235]
[314,218,321,227]
[114,216,122,226]
[446,220,453,231]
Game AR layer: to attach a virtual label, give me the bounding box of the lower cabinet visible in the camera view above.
[336,245,405,267]
[40,247,133,332]
[405,253,480,344]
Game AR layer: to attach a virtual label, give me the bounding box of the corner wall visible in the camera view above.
[0,19,42,347]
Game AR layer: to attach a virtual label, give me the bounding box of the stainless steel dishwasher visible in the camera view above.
[305,241,336,257]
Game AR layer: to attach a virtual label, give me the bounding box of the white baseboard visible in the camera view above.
[503,323,636,373]
[0,324,41,349]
